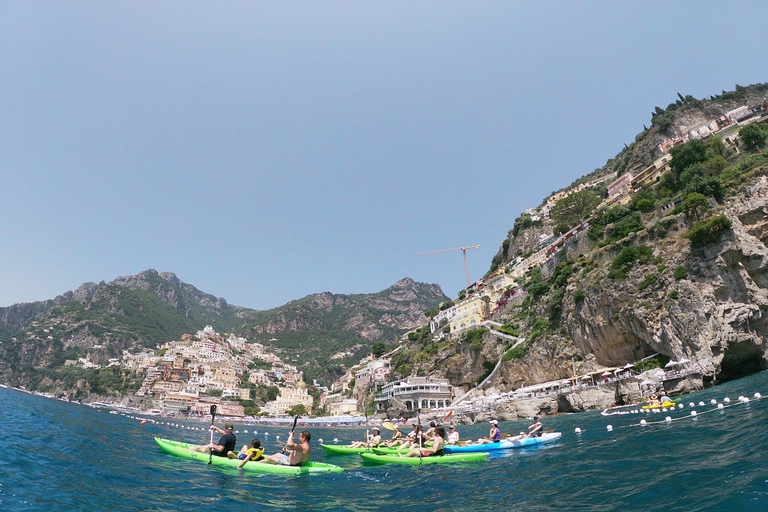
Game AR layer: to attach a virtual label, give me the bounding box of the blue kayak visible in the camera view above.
[444,432,562,453]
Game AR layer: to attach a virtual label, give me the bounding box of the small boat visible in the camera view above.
[444,432,562,453]
[359,452,488,465]
[154,438,344,474]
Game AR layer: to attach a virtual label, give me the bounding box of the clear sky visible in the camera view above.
[2,2,766,310]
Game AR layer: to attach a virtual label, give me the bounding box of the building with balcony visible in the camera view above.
[374,376,453,413]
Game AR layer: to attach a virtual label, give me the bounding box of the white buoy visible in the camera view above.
[662,408,668,412]
[665,416,672,423]
[689,402,695,407]
[724,397,730,403]
[710,399,717,405]
[691,410,697,417]
[678,404,684,409]
[265,432,269,436]
[640,420,647,426]
[319,438,324,443]
[607,425,613,431]
[755,393,762,399]
[699,401,705,406]
[717,403,724,410]
[333,438,339,443]
[276,436,280,441]
[574,427,582,433]
[244,430,248,433]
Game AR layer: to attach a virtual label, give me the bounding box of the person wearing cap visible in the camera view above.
[524,415,543,438]
[424,420,437,437]
[349,427,382,448]
[446,425,460,445]
[191,421,237,458]
[475,420,501,445]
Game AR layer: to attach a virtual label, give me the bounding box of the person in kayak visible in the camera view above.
[474,420,501,445]
[524,415,543,438]
[260,430,311,466]
[190,421,237,458]
[403,425,445,457]
[382,425,403,447]
[349,427,382,448]
[236,438,265,468]
[446,425,460,445]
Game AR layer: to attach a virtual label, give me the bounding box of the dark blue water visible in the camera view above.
[2,371,767,511]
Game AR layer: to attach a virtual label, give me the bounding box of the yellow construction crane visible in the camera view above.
[418,245,481,288]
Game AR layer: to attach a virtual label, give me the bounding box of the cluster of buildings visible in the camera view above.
[121,325,317,418]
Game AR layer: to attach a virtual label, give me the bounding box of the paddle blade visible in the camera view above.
[381,422,396,431]
[442,411,453,422]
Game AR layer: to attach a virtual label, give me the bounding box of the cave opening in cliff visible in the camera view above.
[717,354,766,383]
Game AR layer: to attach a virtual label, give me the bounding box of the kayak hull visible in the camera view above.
[360,452,488,465]
[320,444,415,455]
[154,437,343,474]
[444,432,562,453]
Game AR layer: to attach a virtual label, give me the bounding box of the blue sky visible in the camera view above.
[2,2,766,310]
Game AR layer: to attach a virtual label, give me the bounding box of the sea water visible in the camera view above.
[1,371,767,512]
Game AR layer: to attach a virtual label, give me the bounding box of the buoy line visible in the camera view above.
[619,392,765,429]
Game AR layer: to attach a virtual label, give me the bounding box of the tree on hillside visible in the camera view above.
[669,139,708,176]
[682,192,709,221]
[740,124,767,150]
[371,340,387,358]
[549,190,600,231]
[287,404,307,417]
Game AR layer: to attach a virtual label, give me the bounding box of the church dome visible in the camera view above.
[296,379,307,389]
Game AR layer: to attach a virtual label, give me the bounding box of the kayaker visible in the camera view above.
[525,415,543,438]
[260,430,311,466]
[190,421,237,458]
[424,420,437,437]
[446,425,460,445]
[236,438,265,468]
[383,425,403,447]
[474,420,501,445]
[658,390,671,404]
[399,422,422,449]
[403,425,445,457]
[349,427,382,448]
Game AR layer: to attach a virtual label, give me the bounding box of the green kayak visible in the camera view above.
[154,437,344,474]
[360,452,488,465]
[321,444,415,455]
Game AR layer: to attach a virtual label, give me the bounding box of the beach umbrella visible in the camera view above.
[678,358,690,364]
[581,375,592,380]
[665,360,679,368]
[601,371,612,376]
[624,363,634,368]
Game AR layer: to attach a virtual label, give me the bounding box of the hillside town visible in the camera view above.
[41,96,768,424]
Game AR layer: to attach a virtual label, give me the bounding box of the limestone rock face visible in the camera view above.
[566,177,768,383]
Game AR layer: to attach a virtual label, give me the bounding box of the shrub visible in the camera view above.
[528,281,550,298]
[638,273,658,291]
[502,342,529,361]
[573,289,585,303]
[669,289,679,300]
[612,245,654,274]
[685,215,732,247]
[674,266,689,280]
[612,212,644,239]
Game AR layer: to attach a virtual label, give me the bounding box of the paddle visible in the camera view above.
[208,404,217,465]
[381,421,396,431]
[283,414,299,453]
[417,409,423,467]
[441,410,452,424]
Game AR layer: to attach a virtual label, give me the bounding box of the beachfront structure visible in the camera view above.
[328,398,359,416]
[374,376,453,413]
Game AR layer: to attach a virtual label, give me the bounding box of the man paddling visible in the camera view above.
[525,415,543,438]
[260,430,311,466]
[190,421,237,458]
